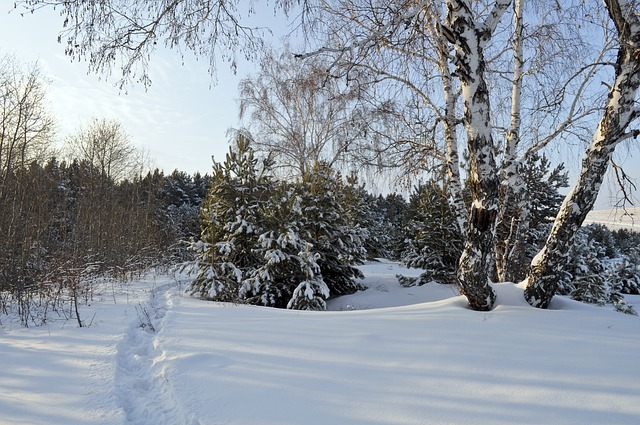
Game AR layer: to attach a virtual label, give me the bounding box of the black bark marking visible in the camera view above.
[471,206,496,232]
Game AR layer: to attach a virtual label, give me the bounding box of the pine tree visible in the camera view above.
[287,244,330,311]
[401,181,463,285]
[240,183,306,307]
[558,229,607,303]
[296,162,364,296]
[495,153,568,282]
[190,133,271,301]
[613,248,640,295]
[612,229,640,254]
[342,173,385,260]
[374,193,409,261]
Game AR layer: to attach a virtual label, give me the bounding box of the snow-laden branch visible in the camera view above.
[617,128,640,142]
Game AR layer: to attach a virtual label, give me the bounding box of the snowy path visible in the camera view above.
[114,283,202,425]
[1,265,639,425]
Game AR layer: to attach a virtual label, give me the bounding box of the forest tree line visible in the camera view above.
[2,120,639,323]
[5,0,640,317]
[188,132,640,313]
[0,156,209,325]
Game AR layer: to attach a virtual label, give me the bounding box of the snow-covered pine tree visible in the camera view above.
[296,162,365,296]
[342,173,386,260]
[496,153,568,282]
[557,228,607,303]
[287,244,330,311]
[370,193,409,261]
[401,181,463,285]
[606,265,639,315]
[612,228,640,254]
[605,248,640,315]
[190,132,272,301]
[612,248,640,295]
[557,226,638,314]
[240,183,307,308]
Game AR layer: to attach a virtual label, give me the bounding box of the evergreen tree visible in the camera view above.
[554,226,638,314]
[557,229,606,300]
[342,173,386,260]
[190,133,271,301]
[374,193,409,261]
[611,248,640,295]
[400,180,463,285]
[584,223,617,259]
[522,154,569,231]
[496,153,568,282]
[296,162,365,296]
[612,228,640,254]
[287,244,330,311]
[240,183,306,308]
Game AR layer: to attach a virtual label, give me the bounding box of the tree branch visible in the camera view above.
[611,158,637,208]
[520,42,613,160]
[480,0,512,43]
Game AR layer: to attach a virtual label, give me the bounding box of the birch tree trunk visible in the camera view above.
[525,0,640,308]
[426,6,468,235]
[440,42,468,235]
[445,0,511,310]
[495,0,529,283]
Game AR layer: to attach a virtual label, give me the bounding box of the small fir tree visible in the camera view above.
[613,248,640,295]
[496,153,569,282]
[374,193,409,261]
[287,244,330,311]
[240,184,306,307]
[559,229,607,303]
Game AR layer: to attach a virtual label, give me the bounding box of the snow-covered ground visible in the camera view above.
[1,260,639,425]
[584,207,640,230]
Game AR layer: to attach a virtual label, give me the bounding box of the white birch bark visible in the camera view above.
[445,0,511,310]
[426,6,468,235]
[525,0,640,308]
[495,0,529,282]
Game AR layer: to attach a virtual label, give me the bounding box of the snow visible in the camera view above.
[584,207,640,231]
[2,261,639,425]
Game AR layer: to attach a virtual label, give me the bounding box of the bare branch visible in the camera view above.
[611,158,637,208]
[521,42,613,159]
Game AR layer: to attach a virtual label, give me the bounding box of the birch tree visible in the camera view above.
[494,0,610,283]
[294,1,469,232]
[525,0,640,308]
[442,0,511,310]
[16,0,302,88]
[238,46,365,178]
[65,118,139,181]
[0,55,55,198]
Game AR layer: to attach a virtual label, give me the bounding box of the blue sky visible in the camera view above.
[1,5,252,175]
[1,5,638,210]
